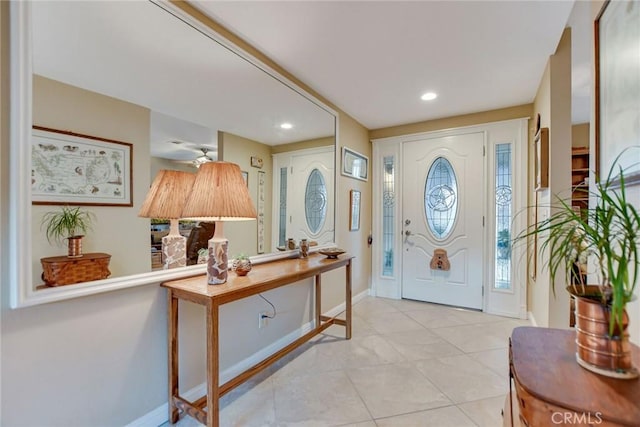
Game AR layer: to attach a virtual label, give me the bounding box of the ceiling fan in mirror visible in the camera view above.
[166,140,217,168]
[192,147,216,168]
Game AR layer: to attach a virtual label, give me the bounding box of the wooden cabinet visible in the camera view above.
[508,327,640,426]
[571,147,589,213]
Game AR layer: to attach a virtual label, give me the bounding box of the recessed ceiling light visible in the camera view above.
[280,123,293,129]
[421,92,438,101]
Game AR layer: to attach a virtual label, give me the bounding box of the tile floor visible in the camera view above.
[167,296,530,427]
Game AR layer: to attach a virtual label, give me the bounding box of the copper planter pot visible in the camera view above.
[67,236,84,258]
[572,286,638,379]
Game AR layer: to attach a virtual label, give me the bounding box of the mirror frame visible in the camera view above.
[8,0,338,308]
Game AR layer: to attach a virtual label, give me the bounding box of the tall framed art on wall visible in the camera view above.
[596,0,640,184]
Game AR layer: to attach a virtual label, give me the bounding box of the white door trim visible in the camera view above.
[371,118,529,318]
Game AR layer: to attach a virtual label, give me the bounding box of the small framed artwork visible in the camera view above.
[342,147,368,181]
[349,189,361,231]
[250,156,263,168]
[534,127,549,191]
[32,126,133,206]
[241,171,249,186]
[257,171,266,254]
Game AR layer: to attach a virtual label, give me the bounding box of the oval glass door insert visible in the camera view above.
[305,168,327,234]
[424,157,458,239]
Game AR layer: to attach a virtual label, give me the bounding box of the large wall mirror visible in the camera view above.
[8,1,336,307]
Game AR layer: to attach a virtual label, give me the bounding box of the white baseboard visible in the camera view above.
[125,288,370,427]
[124,381,207,427]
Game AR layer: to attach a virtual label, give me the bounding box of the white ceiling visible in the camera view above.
[195,0,580,129]
[32,0,589,163]
[32,1,335,161]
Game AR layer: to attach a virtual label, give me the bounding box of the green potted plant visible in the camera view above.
[41,206,95,258]
[516,154,639,378]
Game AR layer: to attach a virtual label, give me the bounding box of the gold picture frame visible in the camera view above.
[342,147,368,181]
[534,127,549,191]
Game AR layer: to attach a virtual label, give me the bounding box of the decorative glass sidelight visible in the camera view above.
[382,156,395,276]
[424,157,458,240]
[304,168,327,234]
[495,144,512,289]
[278,167,287,246]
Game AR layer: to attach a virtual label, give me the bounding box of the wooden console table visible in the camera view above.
[509,327,640,426]
[161,253,354,427]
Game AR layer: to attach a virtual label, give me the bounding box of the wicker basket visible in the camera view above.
[41,253,111,286]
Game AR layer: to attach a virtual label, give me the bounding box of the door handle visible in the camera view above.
[405,230,412,236]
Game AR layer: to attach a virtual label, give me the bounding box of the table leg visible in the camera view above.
[206,302,220,427]
[168,290,179,424]
[346,259,352,339]
[315,274,322,329]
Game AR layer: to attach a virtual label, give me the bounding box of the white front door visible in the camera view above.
[402,132,485,309]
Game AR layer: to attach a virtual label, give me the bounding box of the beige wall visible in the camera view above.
[529,28,573,328]
[530,61,551,326]
[0,3,372,426]
[369,104,532,139]
[572,123,589,148]
[333,114,372,307]
[31,75,152,279]
[271,136,334,154]
[219,131,273,256]
[150,156,194,180]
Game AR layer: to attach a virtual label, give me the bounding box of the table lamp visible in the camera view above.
[139,170,196,269]
[181,161,257,284]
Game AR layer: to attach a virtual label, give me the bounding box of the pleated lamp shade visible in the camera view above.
[182,161,257,221]
[138,170,196,219]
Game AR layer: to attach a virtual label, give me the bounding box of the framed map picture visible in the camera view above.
[31,126,133,206]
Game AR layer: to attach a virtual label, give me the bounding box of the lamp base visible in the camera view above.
[162,234,186,269]
[207,236,228,285]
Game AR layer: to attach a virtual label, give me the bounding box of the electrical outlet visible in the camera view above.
[258,312,268,329]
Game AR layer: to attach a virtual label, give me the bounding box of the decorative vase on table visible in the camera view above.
[299,239,309,258]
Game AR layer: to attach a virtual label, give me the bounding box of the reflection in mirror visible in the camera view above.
[22,0,335,299]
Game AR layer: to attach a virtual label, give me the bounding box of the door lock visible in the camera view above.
[405,219,411,225]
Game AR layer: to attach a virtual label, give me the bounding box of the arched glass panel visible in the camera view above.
[305,169,327,234]
[424,157,458,239]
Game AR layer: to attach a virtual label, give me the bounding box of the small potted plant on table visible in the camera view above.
[231,253,252,276]
[42,205,95,258]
